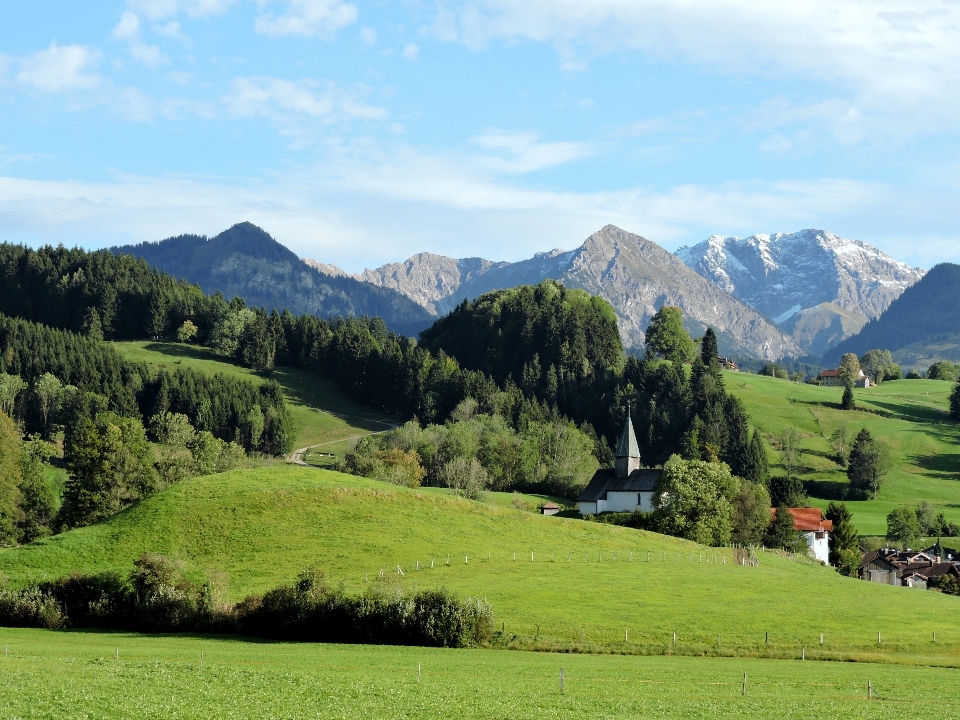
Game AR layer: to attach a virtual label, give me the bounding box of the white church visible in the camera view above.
[577,412,661,515]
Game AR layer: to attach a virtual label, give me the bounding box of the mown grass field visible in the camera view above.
[111,341,396,454]
[2,627,959,720]
[3,466,960,662]
[726,373,960,535]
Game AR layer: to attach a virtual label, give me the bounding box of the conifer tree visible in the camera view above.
[841,385,855,410]
[847,428,890,499]
[764,505,806,553]
[700,327,719,368]
[743,429,769,484]
[825,501,859,572]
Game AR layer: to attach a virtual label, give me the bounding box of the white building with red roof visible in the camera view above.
[771,507,834,563]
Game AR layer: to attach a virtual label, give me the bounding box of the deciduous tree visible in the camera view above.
[653,455,739,546]
[886,507,921,549]
[644,306,694,365]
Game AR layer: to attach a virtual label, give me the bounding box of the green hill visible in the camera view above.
[3,465,960,662]
[726,372,960,535]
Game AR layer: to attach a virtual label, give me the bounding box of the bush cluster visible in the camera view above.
[0,555,493,649]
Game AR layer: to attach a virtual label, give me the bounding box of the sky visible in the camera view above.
[2,1,960,272]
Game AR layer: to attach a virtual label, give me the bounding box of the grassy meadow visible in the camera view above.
[111,341,397,454]
[2,627,959,719]
[726,372,960,535]
[3,466,960,662]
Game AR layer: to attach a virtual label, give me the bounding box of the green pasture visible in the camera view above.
[2,628,959,719]
[726,373,960,535]
[111,341,396,453]
[3,466,960,661]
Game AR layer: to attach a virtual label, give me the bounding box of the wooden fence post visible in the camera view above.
[559,668,564,694]
[742,673,746,696]
[418,663,421,682]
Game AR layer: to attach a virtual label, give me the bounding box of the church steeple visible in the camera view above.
[614,409,641,479]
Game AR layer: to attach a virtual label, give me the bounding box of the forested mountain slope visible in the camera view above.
[676,230,923,356]
[825,263,960,366]
[111,223,434,337]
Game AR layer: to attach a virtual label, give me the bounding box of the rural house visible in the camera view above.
[858,547,960,589]
[771,507,833,563]
[818,368,871,387]
[577,412,661,515]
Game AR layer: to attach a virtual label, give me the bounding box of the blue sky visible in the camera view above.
[2,1,959,272]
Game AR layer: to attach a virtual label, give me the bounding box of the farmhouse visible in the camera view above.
[859,547,960,588]
[577,413,661,515]
[771,507,833,563]
[818,368,871,387]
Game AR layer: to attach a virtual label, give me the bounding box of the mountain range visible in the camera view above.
[109,223,434,337]
[675,230,925,356]
[112,221,931,364]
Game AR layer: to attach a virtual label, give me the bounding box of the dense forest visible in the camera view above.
[0,312,292,455]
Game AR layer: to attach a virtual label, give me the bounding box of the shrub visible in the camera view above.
[0,587,64,628]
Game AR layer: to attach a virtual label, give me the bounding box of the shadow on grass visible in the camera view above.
[861,398,950,424]
[143,342,240,367]
[803,478,851,501]
[909,453,960,477]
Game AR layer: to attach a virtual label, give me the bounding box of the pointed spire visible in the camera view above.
[616,408,640,458]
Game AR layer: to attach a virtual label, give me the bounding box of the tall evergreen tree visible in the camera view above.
[825,501,859,573]
[841,385,855,410]
[743,429,769,484]
[700,327,719,368]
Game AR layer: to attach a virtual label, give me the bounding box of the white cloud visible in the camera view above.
[359,27,377,45]
[127,0,235,20]
[0,151,954,271]
[434,1,960,124]
[113,11,142,41]
[155,21,187,41]
[16,44,101,92]
[225,76,387,129]
[471,130,591,173]
[112,11,168,68]
[402,43,420,61]
[254,0,358,39]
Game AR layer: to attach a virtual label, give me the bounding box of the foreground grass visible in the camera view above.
[111,341,396,453]
[3,466,960,662]
[727,373,960,535]
[1,628,959,719]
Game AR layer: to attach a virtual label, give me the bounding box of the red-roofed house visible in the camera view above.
[771,507,834,563]
[818,368,871,388]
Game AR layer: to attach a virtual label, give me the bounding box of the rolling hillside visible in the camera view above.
[726,372,960,535]
[2,465,960,661]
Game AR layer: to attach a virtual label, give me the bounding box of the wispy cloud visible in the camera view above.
[16,43,102,92]
[127,0,235,20]
[471,130,591,173]
[434,1,960,126]
[254,0,358,38]
[112,11,168,68]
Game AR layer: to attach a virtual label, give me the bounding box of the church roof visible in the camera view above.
[615,412,640,458]
[577,468,661,503]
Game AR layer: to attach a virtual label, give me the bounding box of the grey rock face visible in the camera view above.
[354,225,800,361]
[675,229,924,354]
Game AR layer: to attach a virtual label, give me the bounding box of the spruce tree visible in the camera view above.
[825,501,858,569]
[744,429,769,484]
[841,385,855,410]
[700,327,719,368]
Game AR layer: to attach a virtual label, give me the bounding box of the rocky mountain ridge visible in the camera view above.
[332,225,802,360]
[674,229,925,356]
